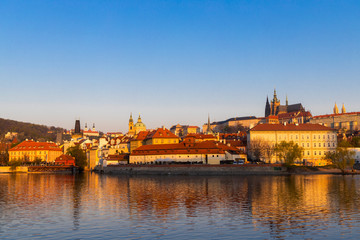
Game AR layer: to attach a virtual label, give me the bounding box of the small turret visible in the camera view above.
[333,102,339,114]
[341,103,346,114]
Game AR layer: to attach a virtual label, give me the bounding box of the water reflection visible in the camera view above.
[0,173,360,239]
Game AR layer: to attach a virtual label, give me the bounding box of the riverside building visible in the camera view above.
[130,137,245,165]
[247,123,337,166]
[9,140,63,163]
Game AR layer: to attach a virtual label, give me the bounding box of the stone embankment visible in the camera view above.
[0,166,77,173]
[94,164,288,175]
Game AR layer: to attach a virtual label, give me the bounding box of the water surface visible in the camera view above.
[1,173,360,239]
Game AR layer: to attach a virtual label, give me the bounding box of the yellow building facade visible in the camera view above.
[9,140,63,162]
[144,127,180,145]
[248,123,337,166]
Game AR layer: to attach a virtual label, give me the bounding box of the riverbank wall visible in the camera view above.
[94,164,289,175]
[0,166,77,173]
[0,166,29,173]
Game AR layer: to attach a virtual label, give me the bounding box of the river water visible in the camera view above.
[1,173,360,239]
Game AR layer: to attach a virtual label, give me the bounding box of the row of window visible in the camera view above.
[278,134,336,141]
[9,151,45,156]
[304,151,328,156]
[301,142,336,148]
[133,154,220,160]
[154,139,178,144]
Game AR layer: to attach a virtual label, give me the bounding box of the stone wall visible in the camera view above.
[96,164,287,175]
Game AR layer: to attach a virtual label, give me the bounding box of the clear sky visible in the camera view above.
[1,0,359,133]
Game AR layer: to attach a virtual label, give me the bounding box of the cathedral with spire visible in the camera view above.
[265,89,305,117]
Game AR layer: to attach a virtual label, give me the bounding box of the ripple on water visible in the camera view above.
[1,174,360,239]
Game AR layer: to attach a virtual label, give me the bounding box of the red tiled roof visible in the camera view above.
[134,131,150,141]
[313,111,360,119]
[250,123,335,132]
[9,140,62,152]
[132,141,240,156]
[277,111,312,119]
[184,133,216,139]
[145,128,179,139]
[55,154,75,161]
[83,129,99,133]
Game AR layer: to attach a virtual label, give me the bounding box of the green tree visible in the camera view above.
[274,141,304,166]
[66,145,87,170]
[324,147,355,174]
[9,159,22,171]
[350,136,360,147]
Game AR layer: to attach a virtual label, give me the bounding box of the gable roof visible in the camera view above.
[145,128,179,139]
[131,141,240,156]
[250,123,335,132]
[313,111,360,119]
[9,140,62,152]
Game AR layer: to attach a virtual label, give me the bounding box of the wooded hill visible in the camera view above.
[0,118,64,142]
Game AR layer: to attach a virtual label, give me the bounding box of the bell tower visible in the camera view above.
[128,113,135,135]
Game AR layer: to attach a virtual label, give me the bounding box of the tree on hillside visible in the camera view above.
[274,141,304,166]
[67,145,87,170]
[324,147,355,174]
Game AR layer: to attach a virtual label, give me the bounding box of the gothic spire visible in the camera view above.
[265,96,270,117]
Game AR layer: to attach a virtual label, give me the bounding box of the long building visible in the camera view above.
[9,140,63,162]
[130,138,245,165]
[247,123,337,166]
[309,104,360,133]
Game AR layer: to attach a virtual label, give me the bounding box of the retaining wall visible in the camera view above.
[95,164,288,175]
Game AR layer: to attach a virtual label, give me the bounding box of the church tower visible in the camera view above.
[271,89,281,115]
[205,114,215,135]
[265,96,271,117]
[72,119,83,139]
[74,120,81,134]
[333,103,339,114]
[128,113,135,135]
[341,103,346,114]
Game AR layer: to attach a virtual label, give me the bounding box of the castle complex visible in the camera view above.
[265,89,305,117]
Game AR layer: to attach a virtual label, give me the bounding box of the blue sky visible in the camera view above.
[1,0,359,132]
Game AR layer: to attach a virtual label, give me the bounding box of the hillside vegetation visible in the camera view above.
[0,118,64,142]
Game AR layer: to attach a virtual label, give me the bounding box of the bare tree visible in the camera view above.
[248,138,274,163]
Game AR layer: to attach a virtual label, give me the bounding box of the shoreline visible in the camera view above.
[93,164,356,176]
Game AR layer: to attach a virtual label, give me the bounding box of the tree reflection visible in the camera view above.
[72,173,86,230]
